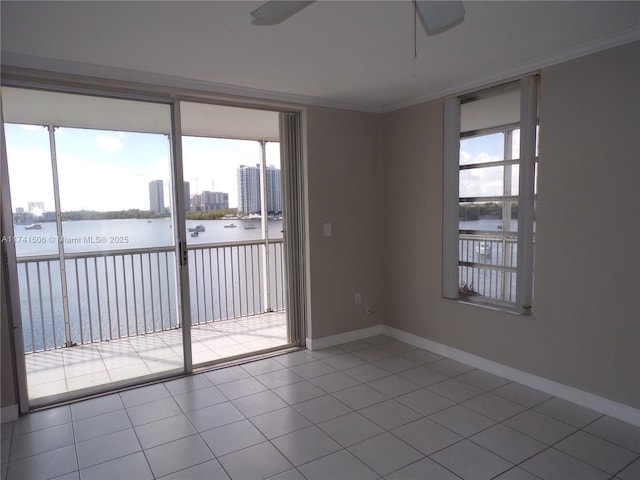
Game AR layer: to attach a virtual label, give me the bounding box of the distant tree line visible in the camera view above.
[185,208,239,221]
[61,209,165,221]
[459,202,518,221]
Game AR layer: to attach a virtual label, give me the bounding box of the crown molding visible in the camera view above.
[0,52,378,113]
[2,27,638,115]
[382,27,640,113]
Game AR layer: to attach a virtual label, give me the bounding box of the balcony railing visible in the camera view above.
[16,239,285,354]
[458,233,518,303]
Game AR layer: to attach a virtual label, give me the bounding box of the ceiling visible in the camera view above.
[1,1,639,113]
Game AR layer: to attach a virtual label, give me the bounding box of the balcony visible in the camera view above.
[15,239,288,402]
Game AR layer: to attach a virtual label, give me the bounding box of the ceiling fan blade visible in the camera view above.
[416,1,465,36]
[251,1,315,26]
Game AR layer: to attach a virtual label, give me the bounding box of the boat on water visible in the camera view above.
[187,224,206,233]
[243,223,258,230]
[24,224,42,230]
[224,223,237,229]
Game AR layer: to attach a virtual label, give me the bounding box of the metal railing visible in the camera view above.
[16,239,285,353]
[458,233,518,303]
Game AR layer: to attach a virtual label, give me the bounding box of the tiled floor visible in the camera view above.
[25,312,288,401]
[3,334,640,480]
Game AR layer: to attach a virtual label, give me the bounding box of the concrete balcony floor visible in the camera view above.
[25,311,288,402]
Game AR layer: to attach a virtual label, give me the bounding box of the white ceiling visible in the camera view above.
[1,1,639,113]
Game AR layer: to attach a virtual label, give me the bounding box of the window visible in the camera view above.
[443,76,539,313]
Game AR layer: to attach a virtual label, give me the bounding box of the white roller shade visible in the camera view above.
[1,87,171,134]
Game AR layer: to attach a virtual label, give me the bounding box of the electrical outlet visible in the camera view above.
[323,223,332,237]
[354,293,362,304]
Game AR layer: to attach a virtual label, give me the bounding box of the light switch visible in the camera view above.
[323,223,332,237]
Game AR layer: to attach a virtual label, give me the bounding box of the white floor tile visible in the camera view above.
[395,387,454,416]
[172,385,227,412]
[428,378,484,402]
[293,395,352,424]
[391,417,462,455]
[79,452,153,480]
[299,449,378,480]
[271,425,342,466]
[470,423,546,464]
[217,377,268,400]
[250,406,312,439]
[11,405,71,436]
[119,383,171,408]
[200,419,267,456]
[385,456,461,480]
[520,447,610,480]
[504,410,576,445]
[6,445,77,480]
[332,384,388,410]
[134,413,197,450]
[72,409,132,443]
[555,430,638,474]
[430,439,513,480]
[366,374,420,397]
[126,397,182,426]
[359,399,422,430]
[493,383,553,408]
[76,428,141,469]
[429,405,496,437]
[308,371,361,393]
[218,441,293,480]
[185,401,245,432]
[255,369,304,389]
[232,390,288,417]
[144,434,215,478]
[462,392,527,422]
[9,423,74,461]
[317,412,384,447]
[159,459,230,480]
[584,416,640,453]
[348,432,423,477]
[272,380,326,405]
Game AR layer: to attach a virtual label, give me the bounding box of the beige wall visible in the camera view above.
[304,107,383,339]
[381,42,640,408]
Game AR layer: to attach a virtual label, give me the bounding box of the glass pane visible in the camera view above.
[460,166,504,197]
[460,132,504,165]
[54,127,174,253]
[180,102,287,369]
[3,89,181,404]
[4,124,58,257]
[459,201,518,232]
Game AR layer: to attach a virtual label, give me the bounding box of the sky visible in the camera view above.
[5,124,280,213]
[6,120,521,215]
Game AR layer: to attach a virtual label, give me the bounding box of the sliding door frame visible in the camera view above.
[1,69,306,410]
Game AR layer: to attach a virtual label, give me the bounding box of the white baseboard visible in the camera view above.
[382,326,640,427]
[306,324,383,351]
[1,404,18,423]
[305,324,640,427]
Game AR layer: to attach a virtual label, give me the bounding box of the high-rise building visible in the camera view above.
[202,191,229,211]
[265,165,282,214]
[149,180,164,214]
[237,165,262,214]
[237,164,282,214]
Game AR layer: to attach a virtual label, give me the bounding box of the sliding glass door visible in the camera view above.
[2,88,183,404]
[2,85,303,408]
[180,102,289,367]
